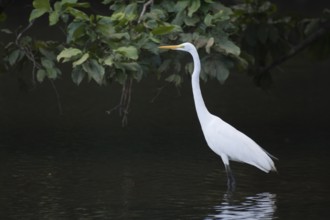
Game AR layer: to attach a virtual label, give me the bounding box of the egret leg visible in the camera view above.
[225,164,236,191]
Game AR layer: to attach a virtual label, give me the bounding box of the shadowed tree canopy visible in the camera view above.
[0,0,329,125]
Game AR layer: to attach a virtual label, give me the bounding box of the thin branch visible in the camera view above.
[261,21,330,75]
[121,78,133,126]
[106,78,133,126]
[138,0,154,24]
[15,21,39,85]
[16,21,34,45]
[150,84,168,103]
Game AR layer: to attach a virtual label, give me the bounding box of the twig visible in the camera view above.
[106,78,133,126]
[16,21,34,45]
[150,84,167,103]
[138,0,154,23]
[15,21,39,85]
[121,78,133,126]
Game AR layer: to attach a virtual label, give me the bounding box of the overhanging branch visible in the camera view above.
[261,20,330,74]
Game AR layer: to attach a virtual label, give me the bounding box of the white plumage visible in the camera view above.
[159,42,276,189]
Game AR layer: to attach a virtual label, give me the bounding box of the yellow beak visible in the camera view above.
[158,45,182,50]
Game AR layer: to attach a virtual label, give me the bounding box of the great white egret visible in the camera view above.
[159,43,277,190]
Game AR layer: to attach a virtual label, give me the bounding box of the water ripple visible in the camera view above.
[205,192,277,220]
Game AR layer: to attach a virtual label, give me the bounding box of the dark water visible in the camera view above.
[0,129,329,219]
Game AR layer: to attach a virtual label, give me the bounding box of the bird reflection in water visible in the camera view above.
[205,192,277,220]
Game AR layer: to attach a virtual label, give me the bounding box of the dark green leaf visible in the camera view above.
[46,67,58,79]
[82,59,105,85]
[215,61,230,84]
[49,10,59,25]
[151,25,175,35]
[41,57,54,69]
[8,49,21,66]
[1,29,12,34]
[29,8,48,21]
[158,59,171,73]
[66,8,89,21]
[39,48,56,60]
[187,0,200,17]
[33,0,51,10]
[115,46,138,60]
[66,21,85,43]
[103,56,114,66]
[72,53,89,67]
[37,69,47,82]
[72,66,85,85]
[184,16,200,26]
[205,37,214,53]
[57,47,82,62]
[204,14,213,26]
[215,38,240,56]
[165,74,182,86]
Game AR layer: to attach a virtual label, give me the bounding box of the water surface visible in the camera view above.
[0,130,329,219]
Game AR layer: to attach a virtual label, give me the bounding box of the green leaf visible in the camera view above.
[118,62,143,81]
[111,12,125,21]
[66,21,85,43]
[204,14,213,26]
[103,56,114,66]
[215,61,230,84]
[184,16,200,26]
[39,48,56,60]
[66,8,89,20]
[46,67,58,79]
[29,8,48,21]
[151,25,175,35]
[72,66,85,85]
[166,74,182,86]
[49,10,59,25]
[82,59,105,84]
[115,46,138,60]
[109,32,130,40]
[158,59,171,73]
[41,57,54,68]
[61,0,78,4]
[57,47,82,62]
[33,0,51,10]
[203,59,230,84]
[30,0,51,21]
[8,49,21,66]
[175,1,190,12]
[215,38,241,57]
[123,3,137,21]
[172,9,185,26]
[188,0,200,17]
[37,69,47,82]
[1,29,12,34]
[72,53,89,67]
[205,37,214,53]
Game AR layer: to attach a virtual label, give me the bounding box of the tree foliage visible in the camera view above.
[0,0,329,124]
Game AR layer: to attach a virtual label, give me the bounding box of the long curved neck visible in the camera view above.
[190,49,211,126]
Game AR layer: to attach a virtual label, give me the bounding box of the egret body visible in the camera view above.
[159,43,277,190]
